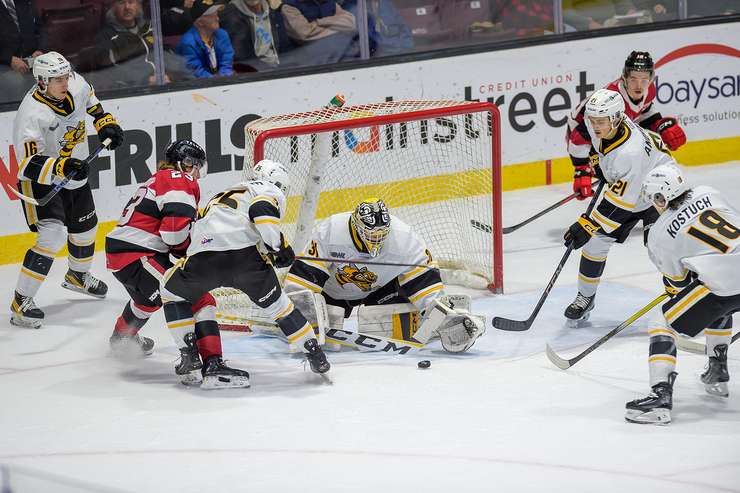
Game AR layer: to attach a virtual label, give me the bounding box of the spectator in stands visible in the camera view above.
[78,0,191,89]
[493,1,554,37]
[219,0,294,71]
[162,0,195,36]
[562,0,637,30]
[176,0,234,78]
[339,0,413,56]
[281,0,359,65]
[0,0,45,103]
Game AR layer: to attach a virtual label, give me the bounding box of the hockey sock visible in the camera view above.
[648,327,677,387]
[577,251,606,298]
[705,316,732,357]
[277,307,315,349]
[163,301,196,348]
[193,294,222,361]
[67,229,96,273]
[15,248,54,298]
[113,301,158,337]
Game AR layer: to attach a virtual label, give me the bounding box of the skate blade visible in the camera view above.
[109,343,153,360]
[201,375,250,390]
[10,314,42,329]
[704,382,729,398]
[180,371,203,387]
[625,408,671,425]
[61,281,107,299]
[565,313,590,328]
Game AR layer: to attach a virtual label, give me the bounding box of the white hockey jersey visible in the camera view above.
[285,212,444,313]
[13,72,101,190]
[648,186,740,297]
[588,117,676,234]
[188,180,286,257]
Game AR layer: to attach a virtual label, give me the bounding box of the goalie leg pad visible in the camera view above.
[357,303,420,340]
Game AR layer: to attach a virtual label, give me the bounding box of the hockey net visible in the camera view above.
[214,99,502,330]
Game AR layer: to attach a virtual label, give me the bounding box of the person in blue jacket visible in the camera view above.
[176,0,234,78]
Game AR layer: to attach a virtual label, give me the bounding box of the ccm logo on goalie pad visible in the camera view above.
[326,328,418,354]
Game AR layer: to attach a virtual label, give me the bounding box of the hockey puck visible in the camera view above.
[418,360,431,369]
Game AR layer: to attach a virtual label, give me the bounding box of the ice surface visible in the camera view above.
[0,163,738,492]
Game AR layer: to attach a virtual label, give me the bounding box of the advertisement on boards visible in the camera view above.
[0,21,737,239]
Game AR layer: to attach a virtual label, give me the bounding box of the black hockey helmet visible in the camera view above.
[623,51,654,79]
[164,139,207,176]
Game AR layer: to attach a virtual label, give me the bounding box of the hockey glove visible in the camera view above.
[653,117,686,151]
[54,157,87,180]
[269,233,295,268]
[573,165,594,200]
[94,113,124,150]
[564,214,600,250]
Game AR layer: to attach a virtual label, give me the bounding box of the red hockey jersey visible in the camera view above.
[566,78,661,166]
[105,169,200,271]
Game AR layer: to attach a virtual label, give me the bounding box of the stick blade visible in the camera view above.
[545,343,572,370]
[8,186,40,206]
[492,316,531,332]
[675,336,706,355]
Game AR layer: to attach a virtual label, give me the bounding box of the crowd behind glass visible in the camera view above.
[1,0,737,104]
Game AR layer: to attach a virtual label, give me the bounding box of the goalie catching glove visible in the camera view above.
[419,295,486,353]
[564,214,600,250]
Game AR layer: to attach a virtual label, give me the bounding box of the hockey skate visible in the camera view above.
[564,292,595,327]
[701,344,729,397]
[200,356,250,389]
[304,338,331,374]
[625,372,677,425]
[62,270,108,298]
[10,291,44,329]
[176,333,203,386]
[109,333,155,358]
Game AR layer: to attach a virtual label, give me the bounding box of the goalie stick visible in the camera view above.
[676,331,740,355]
[9,138,111,207]
[545,293,669,370]
[492,180,606,332]
[214,313,424,355]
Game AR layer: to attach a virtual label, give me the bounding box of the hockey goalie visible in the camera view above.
[282,198,486,353]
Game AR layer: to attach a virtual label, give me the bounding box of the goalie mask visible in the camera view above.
[351,198,390,257]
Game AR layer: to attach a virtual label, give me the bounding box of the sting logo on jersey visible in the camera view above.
[58,121,86,157]
[335,264,377,291]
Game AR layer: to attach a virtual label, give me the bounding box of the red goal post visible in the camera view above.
[243,99,503,293]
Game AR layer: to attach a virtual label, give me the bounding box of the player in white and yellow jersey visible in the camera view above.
[563,88,677,326]
[10,51,124,328]
[624,164,740,425]
[285,198,485,353]
[161,159,330,389]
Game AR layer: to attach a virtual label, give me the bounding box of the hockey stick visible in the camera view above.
[296,255,433,269]
[9,138,111,207]
[470,181,601,235]
[676,331,740,355]
[492,181,606,332]
[325,327,423,355]
[545,293,669,370]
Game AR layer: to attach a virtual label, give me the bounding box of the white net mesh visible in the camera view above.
[216,99,501,328]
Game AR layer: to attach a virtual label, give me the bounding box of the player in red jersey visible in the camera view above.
[566,51,687,200]
[105,139,204,358]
